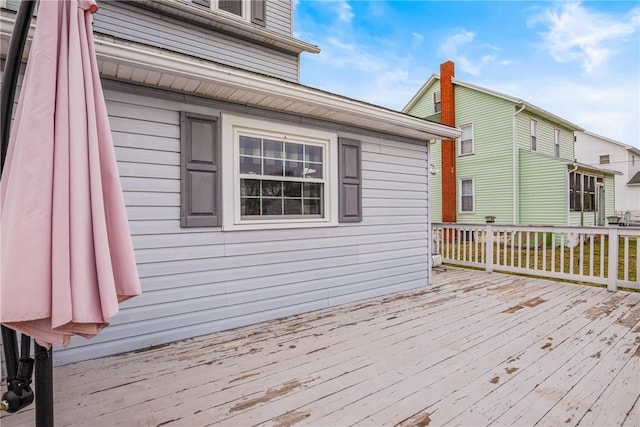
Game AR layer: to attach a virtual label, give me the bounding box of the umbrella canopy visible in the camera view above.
[0,0,141,347]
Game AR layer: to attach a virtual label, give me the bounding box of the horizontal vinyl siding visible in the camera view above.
[406,80,440,119]
[515,111,574,160]
[93,2,299,82]
[267,0,293,36]
[54,88,431,365]
[455,86,514,224]
[519,150,568,225]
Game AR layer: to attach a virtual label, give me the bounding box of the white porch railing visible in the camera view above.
[432,223,640,291]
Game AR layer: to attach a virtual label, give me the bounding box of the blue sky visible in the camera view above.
[294,1,640,148]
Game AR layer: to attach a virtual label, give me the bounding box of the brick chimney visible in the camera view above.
[440,61,456,223]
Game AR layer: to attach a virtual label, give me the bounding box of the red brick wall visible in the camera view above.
[440,61,457,223]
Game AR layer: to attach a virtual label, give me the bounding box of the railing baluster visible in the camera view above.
[624,236,629,282]
[579,234,584,276]
[526,232,530,269]
[551,233,556,273]
[570,234,575,275]
[589,234,594,277]
[542,232,547,272]
[560,234,565,274]
[534,232,539,271]
[600,232,605,278]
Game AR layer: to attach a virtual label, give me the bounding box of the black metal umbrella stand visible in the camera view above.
[1,1,54,426]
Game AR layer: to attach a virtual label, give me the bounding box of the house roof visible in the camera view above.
[0,12,460,143]
[628,171,640,185]
[403,74,584,132]
[571,161,622,176]
[578,131,640,155]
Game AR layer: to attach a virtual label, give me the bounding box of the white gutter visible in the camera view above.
[512,103,525,224]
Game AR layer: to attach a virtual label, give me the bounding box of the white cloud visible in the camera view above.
[335,0,354,24]
[531,2,640,73]
[412,32,424,47]
[437,29,504,76]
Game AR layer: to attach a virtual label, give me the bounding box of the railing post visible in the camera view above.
[607,226,619,291]
[486,223,493,273]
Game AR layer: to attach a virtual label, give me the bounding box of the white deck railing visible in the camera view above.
[432,223,640,291]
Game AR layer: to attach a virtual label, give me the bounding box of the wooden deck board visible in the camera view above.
[2,267,639,427]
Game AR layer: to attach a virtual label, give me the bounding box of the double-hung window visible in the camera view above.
[221,114,343,230]
[459,124,474,156]
[530,120,537,151]
[433,91,441,113]
[460,178,474,213]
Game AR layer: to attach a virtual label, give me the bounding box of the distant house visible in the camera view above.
[404,61,616,227]
[575,131,640,216]
[1,1,459,365]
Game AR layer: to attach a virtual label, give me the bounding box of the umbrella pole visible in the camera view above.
[34,344,53,427]
[1,1,54,426]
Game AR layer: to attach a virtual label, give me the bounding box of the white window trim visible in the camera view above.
[459,177,475,214]
[554,128,560,157]
[458,123,474,156]
[530,120,537,152]
[433,91,441,113]
[221,113,339,231]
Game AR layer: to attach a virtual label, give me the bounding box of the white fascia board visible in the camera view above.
[402,74,438,113]
[94,37,461,141]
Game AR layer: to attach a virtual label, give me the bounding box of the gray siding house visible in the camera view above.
[0,0,459,365]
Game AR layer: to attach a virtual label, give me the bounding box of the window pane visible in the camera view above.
[460,125,472,140]
[304,182,322,198]
[218,0,242,16]
[305,145,323,163]
[263,139,283,159]
[240,156,261,174]
[284,199,302,215]
[461,180,473,196]
[461,140,473,155]
[241,179,261,196]
[239,136,261,156]
[263,198,283,215]
[284,182,302,198]
[461,195,473,212]
[285,142,303,160]
[284,160,303,177]
[263,158,283,176]
[304,162,323,178]
[241,198,260,215]
[261,180,282,197]
[304,199,321,215]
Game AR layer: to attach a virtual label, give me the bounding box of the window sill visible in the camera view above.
[222,219,339,231]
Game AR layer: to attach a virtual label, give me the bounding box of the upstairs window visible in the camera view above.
[191,0,265,26]
[459,124,474,156]
[599,155,610,164]
[554,129,560,157]
[530,120,537,151]
[433,91,441,113]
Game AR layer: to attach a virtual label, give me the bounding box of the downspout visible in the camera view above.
[512,102,525,224]
[567,163,579,225]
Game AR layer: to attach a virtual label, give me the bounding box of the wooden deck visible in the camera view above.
[2,267,640,426]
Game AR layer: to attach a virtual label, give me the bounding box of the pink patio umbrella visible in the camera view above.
[1,0,141,421]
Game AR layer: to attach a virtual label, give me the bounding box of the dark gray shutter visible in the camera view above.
[181,112,220,227]
[192,0,211,7]
[251,0,266,26]
[339,138,362,222]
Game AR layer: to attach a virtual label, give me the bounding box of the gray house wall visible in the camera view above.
[54,83,432,365]
[92,1,300,82]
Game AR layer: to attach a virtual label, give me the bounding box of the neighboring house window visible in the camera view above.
[180,112,220,227]
[530,120,537,151]
[460,178,474,213]
[433,91,441,113]
[599,155,610,164]
[190,0,266,26]
[220,114,357,230]
[459,124,473,156]
[554,129,560,157]
[569,171,596,212]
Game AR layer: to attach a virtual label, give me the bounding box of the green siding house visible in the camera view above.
[405,61,617,226]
